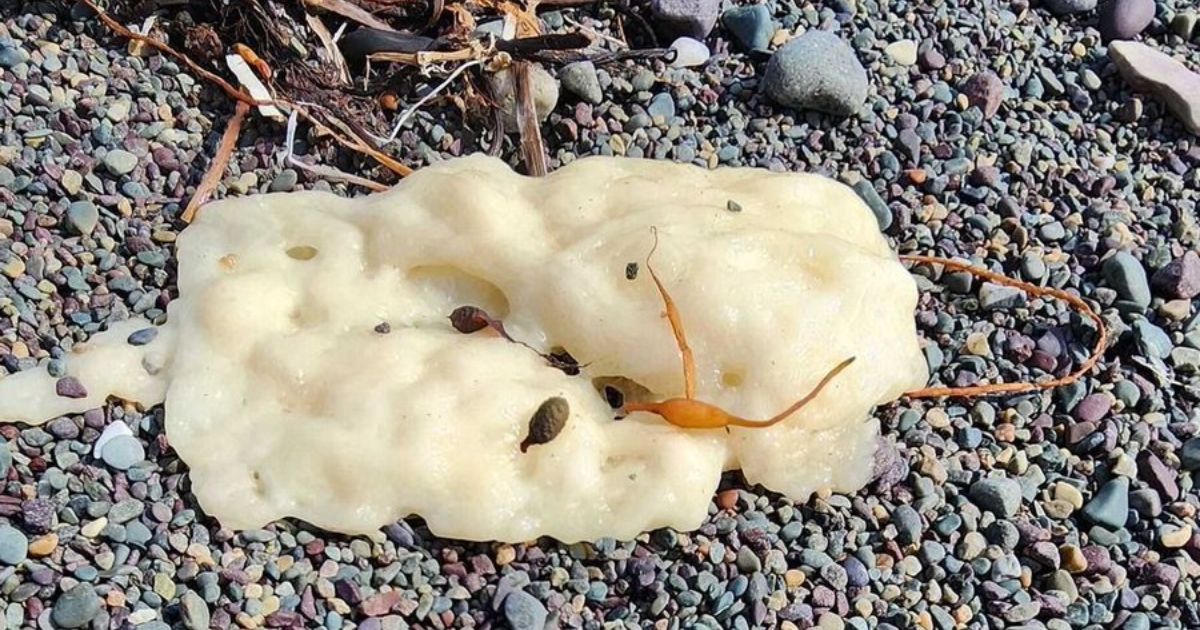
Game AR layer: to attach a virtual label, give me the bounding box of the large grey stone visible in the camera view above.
[1110,41,1200,136]
[764,30,868,116]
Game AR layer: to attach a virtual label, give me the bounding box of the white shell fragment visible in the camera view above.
[0,155,927,542]
[670,37,711,68]
[93,420,134,459]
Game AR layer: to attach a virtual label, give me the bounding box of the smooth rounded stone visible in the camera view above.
[558,62,602,105]
[1181,437,1200,470]
[0,441,10,478]
[1109,41,1200,136]
[270,169,299,193]
[103,149,138,176]
[1151,251,1200,299]
[650,0,720,40]
[969,477,1022,518]
[66,201,99,236]
[1044,0,1096,14]
[647,93,676,120]
[669,37,710,68]
[980,282,1025,310]
[891,504,922,544]
[100,435,145,470]
[1173,12,1199,39]
[488,64,559,131]
[1099,0,1154,41]
[851,180,891,230]
[0,44,29,68]
[960,71,1005,118]
[0,526,28,565]
[52,584,103,628]
[764,31,868,116]
[503,590,547,630]
[736,546,761,572]
[1132,319,1172,359]
[722,5,774,51]
[884,40,917,66]
[1102,252,1151,308]
[1083,477,1130,530]
[1073,394,1112,422]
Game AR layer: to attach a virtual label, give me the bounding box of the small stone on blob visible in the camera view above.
[374,322,392,334]
[726,199,743,213]
[55,376,88,399]
[127,327,158,346]
[625,262,639,280]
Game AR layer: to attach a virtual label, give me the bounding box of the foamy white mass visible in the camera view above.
[0,155,927,542]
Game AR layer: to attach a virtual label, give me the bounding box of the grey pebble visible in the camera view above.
[969,477,1022,518]
[503,590,548,630]
[650,0,720,40]
[1082,477,1130,530]
[851,180,891,231]
[764,30,868,116]
[559,62,602,105]
[103,149,138,176]
[101,435,145,470]
[722,5,774,51]
[51,583,103,628]
[0,526,28,565]
[1044,0,1097,15]
[1102,251,1151,308]
[66,201,99,236]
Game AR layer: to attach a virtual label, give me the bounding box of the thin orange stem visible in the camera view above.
[899,254,1107,399]
[645,227,696,399]
[182,100,250,223]
[728,357,856,427]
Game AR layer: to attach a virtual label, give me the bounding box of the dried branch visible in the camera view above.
[302,0,398,32]
[182,100,250,223]
[81,0,413,178]
[514,61,548,176]
[305,13,351,84]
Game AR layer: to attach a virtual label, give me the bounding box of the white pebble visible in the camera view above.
[93,421,133,459]
[670,37,710,68]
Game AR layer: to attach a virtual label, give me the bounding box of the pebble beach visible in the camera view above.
[3,0,1200,628]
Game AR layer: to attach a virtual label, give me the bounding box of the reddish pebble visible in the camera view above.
[55,376,87,399]
[716,490,739,510]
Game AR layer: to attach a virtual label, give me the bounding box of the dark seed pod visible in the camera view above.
[449,306,489,333]
[520,397,570,453]
[726,199,743,213]
[625,262,639,280]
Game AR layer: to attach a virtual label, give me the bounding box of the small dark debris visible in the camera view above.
[726,199,743,213]
[374,322,392,334]
[625,262,639,280]
[548,347,581,376]
[126,327,158,346]
[55,376,88,399]
[520,397,570,453]
[603,385,624,408]
[592,376,655,407]
[449,306,489,333]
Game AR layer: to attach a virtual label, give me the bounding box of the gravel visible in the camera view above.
[2,1,1199,629]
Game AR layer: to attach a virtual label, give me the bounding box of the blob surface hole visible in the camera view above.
[287,245,319,261]
[721,369,746,388]
[407,265,511,319]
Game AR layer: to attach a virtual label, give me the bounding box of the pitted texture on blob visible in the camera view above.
[0,155,927,542]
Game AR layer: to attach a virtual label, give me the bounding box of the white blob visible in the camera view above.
[0,155,927,542]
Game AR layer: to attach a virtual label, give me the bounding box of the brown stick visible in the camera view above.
[80,0,413,178]
[514,61,548,176]
[181,100,250,223]
[303,0,398,32]
[900,254,1108,399]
